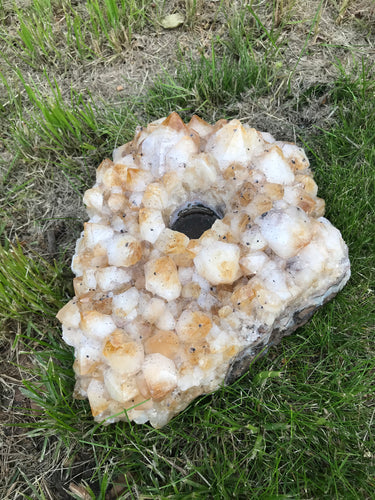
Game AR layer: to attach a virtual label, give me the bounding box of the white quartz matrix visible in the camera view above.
[57,113,350,428]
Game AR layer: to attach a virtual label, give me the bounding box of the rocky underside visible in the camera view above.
[57,112,350,428]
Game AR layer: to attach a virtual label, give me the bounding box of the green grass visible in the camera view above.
[2,68,137,164]
[85,0,152,54]
[302,60,375,278]
[0,68,138,220]
[145,5,281,120]
[145,38,274,120]
[0,0,155,66]
[1,1,374,499]
[0,240,65,324]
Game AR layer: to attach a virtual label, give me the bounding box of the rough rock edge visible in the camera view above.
[225,265,350,385]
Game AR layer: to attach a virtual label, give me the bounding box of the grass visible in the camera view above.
[145,40,274,120]
[0,0,155,66]
[144,4,284,121]
[1,1,374,498]
[0,240,65,323]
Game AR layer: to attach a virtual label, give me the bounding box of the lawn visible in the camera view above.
[0,1,374,498]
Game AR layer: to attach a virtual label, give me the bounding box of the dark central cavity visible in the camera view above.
[170,203,222,239]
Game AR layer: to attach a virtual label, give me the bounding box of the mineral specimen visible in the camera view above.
[57,112,350,428]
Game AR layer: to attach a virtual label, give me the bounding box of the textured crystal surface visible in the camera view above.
[57,113,350,428]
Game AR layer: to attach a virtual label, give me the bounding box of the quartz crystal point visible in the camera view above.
[57,113,350,428]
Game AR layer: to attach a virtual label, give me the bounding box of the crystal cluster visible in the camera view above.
[57,112,350,428]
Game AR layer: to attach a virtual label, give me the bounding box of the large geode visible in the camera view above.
[57,112,350,428]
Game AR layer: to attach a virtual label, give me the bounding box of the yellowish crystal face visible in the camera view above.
[57,112,350,428]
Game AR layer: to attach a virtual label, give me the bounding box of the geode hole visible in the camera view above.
[170,203,222,239]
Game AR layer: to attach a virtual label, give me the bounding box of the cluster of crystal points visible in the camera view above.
[57,112,350,428]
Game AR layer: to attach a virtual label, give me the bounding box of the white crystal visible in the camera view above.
[57,113,350,428]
